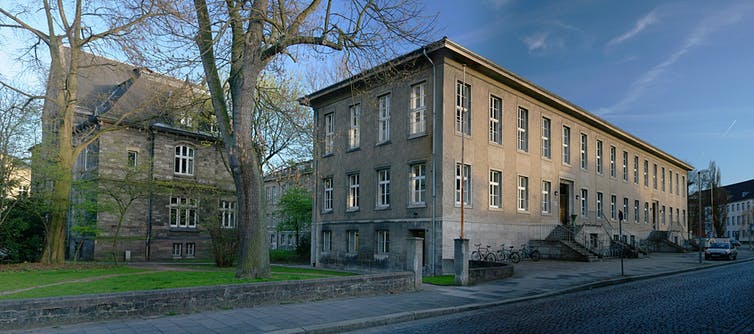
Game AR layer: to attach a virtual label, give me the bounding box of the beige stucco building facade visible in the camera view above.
[304,38,693,275]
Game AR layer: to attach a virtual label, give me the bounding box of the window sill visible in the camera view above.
[346,147,361,153]
[321,209,334,215]
[375,140,391,147]
[169,228,199,233]
[408,132,427,140]
[375,206,390,211]
[322,153,334,158]
[408,203,427,209]
[346,208,360,213]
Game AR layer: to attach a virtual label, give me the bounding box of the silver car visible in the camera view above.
[704,242,738,261]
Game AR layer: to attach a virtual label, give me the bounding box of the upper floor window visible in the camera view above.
[455,163,471,206]
[622,151,628,181]
[324,113,334,155]
[609,146,616,177]
[652,163,658,189]
[489,169,502,208]
[347,173,360,211]
[517,107,528,152]
[410,163,426,206]
[677,174,681,195]
[170,197,197,228]
[541,117,551,159]
[409,82,427,135]
[378,94,390,143]
[323,177,333,212]
[643,160,649,187]
[376,169,390,208]
[669,170,673,194]
[562,126,571,165]
[489,95,502,144]
[348,104,360,149]
[128,150,138,170]
[580,133,588,170]
[174,145,195,176]
[681,176,686,197]
[219,200,236,228]
[634,156,639,184]
[595,140,603,174]
[661,167,666,192]
[455,81,471,135]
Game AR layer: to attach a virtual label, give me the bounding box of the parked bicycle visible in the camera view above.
[496,244,518,263]
[510,244,541,263]
[471,243,498,262]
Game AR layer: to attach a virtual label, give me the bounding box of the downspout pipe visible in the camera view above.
[146,126,155,261]
[422,48,437,275]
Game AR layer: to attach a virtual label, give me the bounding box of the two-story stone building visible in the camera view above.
[39,50,236,261]
[303,38,693,275]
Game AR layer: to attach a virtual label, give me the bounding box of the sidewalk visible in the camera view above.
[10,249,754,334]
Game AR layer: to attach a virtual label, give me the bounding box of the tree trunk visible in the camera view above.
[232,153,270,278]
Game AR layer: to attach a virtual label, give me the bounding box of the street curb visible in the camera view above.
[271,256,754,333]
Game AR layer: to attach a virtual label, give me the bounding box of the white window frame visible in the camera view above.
[622,151,628,181]
[562,126,571,165]
[489,95,502,144]
[634,200,640,223]
[644,202,649,224]
[172,243,182,257]
[581,189,588,217]
[596,140,603,174]
[609,145,616,177]
[541,180,551,214]
[409,82,427,135]
[455,81,471,135]
[610,195,617,220]
[634,156,639,184]
[322,231,332,252]
[323,177,334,212]
[455,163,472,206]
[347,230,359,253]
[410,163,426,206]
[378,94,391,143]
[170,197,198,228]
[174,145,195,176]
[542,117,551,159]
[597,192,604,219]
[347,173,360,211]
[324,113,334,155]
[128,150,138,170]
[376,230,390,254]
[517,107,528,152]
[517,175,529,212]
[376,169,390,208]
[220,200,236,228]
[580,133,588,170]
[623,197,629,222]
[489,169,502,209]
[643,160,649,187]
[653,163,658,189]
[348,104,360,149]
[185,243,195,258]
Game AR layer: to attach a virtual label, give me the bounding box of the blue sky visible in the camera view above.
[425,0,754,185]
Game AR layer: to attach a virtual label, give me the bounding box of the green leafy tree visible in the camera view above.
[277,187,312,251]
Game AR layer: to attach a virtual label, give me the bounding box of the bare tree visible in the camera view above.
[0,0,169,264]
[135,0,435,278]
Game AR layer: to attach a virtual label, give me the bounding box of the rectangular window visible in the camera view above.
[622,151,628,181]
[623,197,629,221]
[661,205,666,225]
[322,231,332,252]
[410,163,426,206]
[455,81,471,135]
[410,82,426,135]
[644,202,649,224]
[596,192,604,219]
[633,156,639,184]
[489,95,502,144]
[669,206,674,223]
[517,107,528,152]
[610,195,617,220]
[172,243,182,257]
[128,150,138,170]
[174,145,195,176]
[580,133,588,169]
[170,197,198,228]
[489,169,502,208]
[541,180,551,214]
[185,243,195,258]
[581,189,588,217]
[377,169,390,208]
[378,94,391,143]
[562,126,571,165]
[683,209,686,225]
[348,104,360,149]
[323,177,333,212]
[220,200,236,228]
[669,170,673,194]
[653,163,658,189]
[324,113,334,155]
[609,146,616,177]
[643,160,649,187]
[541,117,551,159]
[347,173,360,210]
[596,140,603,174]
[376,230,390,254]
[455,163,472,206]
[518,175,529,211]
[678,174,682,195]
[634,200,640,223]
[661,167,665,191]
[346,230,359,253]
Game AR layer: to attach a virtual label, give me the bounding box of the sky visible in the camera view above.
[1,0,753,185]
[424,0,754,186]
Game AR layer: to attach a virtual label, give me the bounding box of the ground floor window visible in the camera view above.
[322,231,332,252]
[172,243,182,257]
[347,230,359,253]
[186,243,195,258]
[376,230,390,254]
[170,197,198,228]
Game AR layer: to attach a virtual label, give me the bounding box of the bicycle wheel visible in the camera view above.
[509,252,521,263]
[471,251,481,261]
[530,250,541,262]
[497,251,507,262]
[485,253,498,262]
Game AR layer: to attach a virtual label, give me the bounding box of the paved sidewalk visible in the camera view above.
[9,249,754,334]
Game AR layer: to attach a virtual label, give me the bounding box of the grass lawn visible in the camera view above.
[423,275,456,286]
[0,263,354,300]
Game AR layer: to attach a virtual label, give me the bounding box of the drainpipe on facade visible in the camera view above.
[145,126,155,261]
[422,48,437,275]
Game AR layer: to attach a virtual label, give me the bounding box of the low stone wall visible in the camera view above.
[468,261,514,284]
[0,272,415,330]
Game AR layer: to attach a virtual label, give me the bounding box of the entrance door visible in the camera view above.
[559,182,571,225]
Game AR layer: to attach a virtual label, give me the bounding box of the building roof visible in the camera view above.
[722,179,754,203]
[302,37,693,172]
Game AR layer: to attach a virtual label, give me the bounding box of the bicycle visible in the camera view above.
[496,244,518,263]
[510,244,541,263]
[471,243,498,262]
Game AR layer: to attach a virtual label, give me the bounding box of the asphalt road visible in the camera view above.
[352,260,754,334]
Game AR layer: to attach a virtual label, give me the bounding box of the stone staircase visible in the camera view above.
[646,231,686,253]
[559,240,600,262]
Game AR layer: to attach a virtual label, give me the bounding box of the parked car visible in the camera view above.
[704,242,738,261]
[730,239,742,248]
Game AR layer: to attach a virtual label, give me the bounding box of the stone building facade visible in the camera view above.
[40,51,236,261]
[264,160,313,249]
[719,179,754,242]
[303,38,693,275]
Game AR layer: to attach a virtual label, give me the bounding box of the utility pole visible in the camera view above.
[698,171,703,264]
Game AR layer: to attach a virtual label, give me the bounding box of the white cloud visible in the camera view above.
[607,10,659,47]
[523,33,549,53]
[484,0,514,10]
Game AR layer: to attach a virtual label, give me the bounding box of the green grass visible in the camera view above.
[0,264,355,300]
[423,275,456,286]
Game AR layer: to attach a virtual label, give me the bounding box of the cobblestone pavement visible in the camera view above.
[354,260,754,333]
[7,249,754,334]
